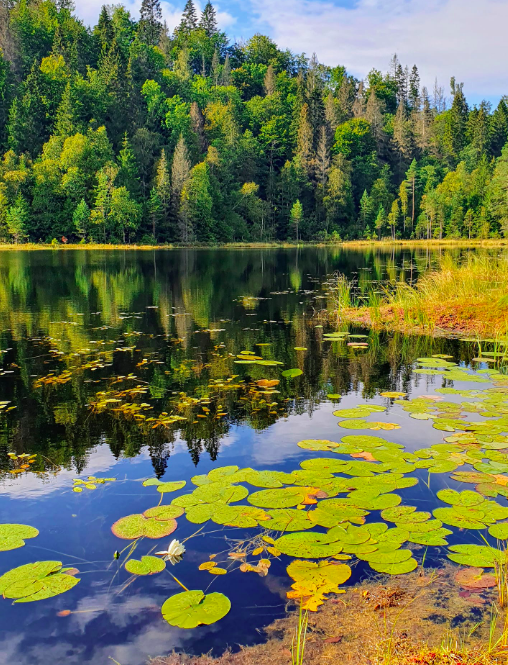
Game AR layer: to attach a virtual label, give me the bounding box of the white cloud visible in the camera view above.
[249,0,508,98]
[76,0,236,33]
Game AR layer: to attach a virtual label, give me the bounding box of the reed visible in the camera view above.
[291,602,309,665]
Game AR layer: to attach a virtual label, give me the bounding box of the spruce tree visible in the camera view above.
[296,103,313,176]
[220,54,231,86]
[171,135,191,241]
[155,149,171,233]
[178,0,198,34]
[199,2,218,37]
[139,0,163,46]
[55,82,76,138]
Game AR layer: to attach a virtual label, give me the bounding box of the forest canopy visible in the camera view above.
[0,0,507,243]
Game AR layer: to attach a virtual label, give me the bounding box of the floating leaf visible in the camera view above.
[297,439,339,451]
[286,560,351,611]
[125,555,165,575]
[212,505,269,528]
[265,509,313,531]
[282,369,303,379]
[248,487,316,509]
[143,506,184,520]
[447,544,505,567]
[275,532,344,558]
[488,522,508,539]
[157,481,187,494]
[142,478,162,487]
[111,514,177,539]
[161,590,231,628]
[368,558,418,575]
[433,507,486,530]
[0,524,39,552]
[0,561,79,603]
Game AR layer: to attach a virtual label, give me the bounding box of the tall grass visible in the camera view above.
[291,602,309,665]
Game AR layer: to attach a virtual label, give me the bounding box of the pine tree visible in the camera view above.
[264,64,276,96]
[199,2,218,37]
[95,5,114,57]
[409,65,420,110]
[359,190,373,230]
[148,187,162,240]
[6,194,28,244]
[155,148,171,233]
[171,135,191,241]
[290,199,303,242]
[211,49,220,86]
[55,82,76,137]
[179,0,198,34]
[220,54,231,86]
[374,205,386,240]
[296,103,313,176]
[139,0,162,46]
[73,198,91,240]
[117,133,140,197]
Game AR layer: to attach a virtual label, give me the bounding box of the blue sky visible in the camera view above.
[76,0,508,106]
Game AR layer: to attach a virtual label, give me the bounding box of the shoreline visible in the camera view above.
[0,239,507,251]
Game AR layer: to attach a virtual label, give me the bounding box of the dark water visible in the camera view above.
[0,247,505,665]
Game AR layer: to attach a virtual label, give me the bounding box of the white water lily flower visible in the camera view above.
[156,539,186,565]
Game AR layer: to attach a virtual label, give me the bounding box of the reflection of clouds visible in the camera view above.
[0,586,223,665]
[0,445,119,497]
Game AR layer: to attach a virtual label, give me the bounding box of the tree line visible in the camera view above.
[0,0,507,243]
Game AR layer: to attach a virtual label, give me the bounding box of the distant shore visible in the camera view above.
[0,239,507,251]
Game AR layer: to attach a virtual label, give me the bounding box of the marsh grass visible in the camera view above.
[291,602,308,665]
[329,254,508,337]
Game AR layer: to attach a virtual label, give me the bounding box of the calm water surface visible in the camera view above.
[0,247,505,665]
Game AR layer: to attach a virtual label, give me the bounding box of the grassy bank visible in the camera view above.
[330,254,508,338]
[151,566,508,665]
[0,240,507,251]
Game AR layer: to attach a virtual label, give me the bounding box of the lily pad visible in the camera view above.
[157,481,187,494]
[488,522,508,539]
[275,532,344,558]
[0,561,79,603]
[125,555,166,575]
[161,590,231,628]
[265,509,313,531]
[282,369,303,379]
[143,506,185,520]
[248,487,316,509]
[368,558,418,575]
[111,514,177,539]
[0,524,39,552]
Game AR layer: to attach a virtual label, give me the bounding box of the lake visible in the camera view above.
[1,246,507,665]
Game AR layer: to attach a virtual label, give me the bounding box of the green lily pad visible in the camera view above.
[488,523,508,539]
[275,532,344,558]
[125,555,166,575]
[264,509,313,531]
[161,590,231,628]
[297,439,339,451]
[248,487,314,508]
[433,507,486,530]
[358,549,412,564]
[282,369,303,379]
[157,481,187,493]
[447,544,505,567]
[368,558,418,575]
[142,478,163,487]
[436,489,485,507]
[111,514,178,539]
[0,524,39,552]
[300,458,349,473]
[0,561,79,603]
[143,506,185,520]
[211,505,269,528]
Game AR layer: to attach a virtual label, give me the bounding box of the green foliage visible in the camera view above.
[0,1,506,242]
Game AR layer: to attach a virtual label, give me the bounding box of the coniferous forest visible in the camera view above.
[0,0,508,243]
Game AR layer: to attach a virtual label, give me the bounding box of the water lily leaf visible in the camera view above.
[327,394,341,399]
[185,504,219,524]
[157,481,187,493]
[143,506,184,520]
[405,519,443,533]
[212,505,269,528]
[282,369,303,379]
[297,439,339,451]
[488,522,508,539]
[111,514,177,539]
[407,529,451,546]
[380,392,407,398]
[173,483,249,508]
[275,532,344,558]
[143,478,162,487]
[265,509,313,531]
[348,492,401,511]
[433,507,486,530]
[307,505,367,528]
[248,487,316,509]
[358,549,412,564]
[240,470,294,488]
[0,561,79,603]
[436,489,485,507]
[286,560,351,610]
[447,544,505,567]
[0,524,39,552]
[207,466,239,482]
[368,558,418,575]
[161,590,231,628]
[328,524,371,545]
[338,419,400,431]
[125,555,165,575]
[300,458,349,473]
